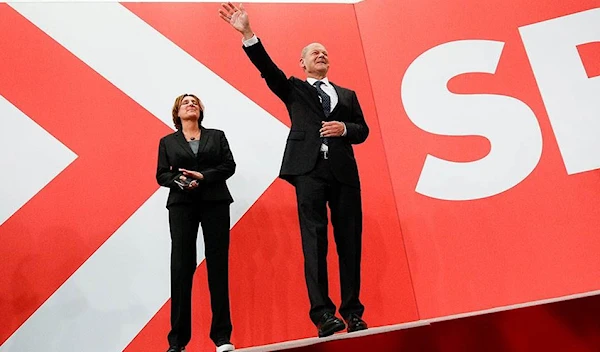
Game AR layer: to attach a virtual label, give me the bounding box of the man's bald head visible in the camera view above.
[299,42,329,80]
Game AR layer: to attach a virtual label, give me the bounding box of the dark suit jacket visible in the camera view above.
[156,127,235,207]
[243,39,369,187]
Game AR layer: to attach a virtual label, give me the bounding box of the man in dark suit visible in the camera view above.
[220,2,369,338]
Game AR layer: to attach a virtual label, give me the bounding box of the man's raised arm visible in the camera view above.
[219,2,291,102]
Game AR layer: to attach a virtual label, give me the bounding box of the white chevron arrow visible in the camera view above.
[0,95,77,226]
[2,2,288,351]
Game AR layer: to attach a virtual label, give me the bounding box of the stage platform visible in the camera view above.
[237,290,600,351]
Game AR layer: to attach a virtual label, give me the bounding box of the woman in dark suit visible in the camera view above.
[156,93,236,352]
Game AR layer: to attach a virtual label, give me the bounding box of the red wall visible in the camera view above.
[356,0,600,319]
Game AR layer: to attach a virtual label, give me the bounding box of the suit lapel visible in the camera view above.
[195,127,210,158]
[299,80,327,117]
[330,82,346,116]
[174,130,196,158]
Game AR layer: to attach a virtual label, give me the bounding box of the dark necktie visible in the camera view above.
[313,80,331,118]
[314,80,331,146]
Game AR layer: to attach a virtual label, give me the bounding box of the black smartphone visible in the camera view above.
[174,175,195,189]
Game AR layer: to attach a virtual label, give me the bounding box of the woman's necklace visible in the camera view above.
[186,130,200,141]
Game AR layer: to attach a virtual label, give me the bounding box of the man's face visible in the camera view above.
[300,43,329,77]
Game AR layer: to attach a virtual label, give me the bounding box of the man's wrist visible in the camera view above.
[242,33,258,47]
[242,30,255,41]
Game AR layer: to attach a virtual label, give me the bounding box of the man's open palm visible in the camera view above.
[219,2,251,34]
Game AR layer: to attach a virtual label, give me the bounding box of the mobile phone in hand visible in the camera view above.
[174,176,195,189]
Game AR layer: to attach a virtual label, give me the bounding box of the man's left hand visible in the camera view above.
[320,121,345,137]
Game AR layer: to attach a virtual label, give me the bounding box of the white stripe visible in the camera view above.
[0,95,77,226]
[237,320,428,351]
[3,3,288,351]
[0,189,174,352]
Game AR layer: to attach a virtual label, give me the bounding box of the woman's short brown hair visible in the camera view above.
[172,93,205,130]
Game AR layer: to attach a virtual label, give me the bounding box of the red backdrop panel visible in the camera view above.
[356,0,600,318]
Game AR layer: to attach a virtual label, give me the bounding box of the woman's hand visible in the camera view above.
[178,168,203,190]
[176,174,199,190]
[179,168,204,181]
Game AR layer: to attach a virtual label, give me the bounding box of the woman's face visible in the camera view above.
[178,96,201,121]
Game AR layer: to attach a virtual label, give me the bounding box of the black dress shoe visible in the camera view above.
[166,346,186,352]
[317,312,346,337]
[345,313,368,333]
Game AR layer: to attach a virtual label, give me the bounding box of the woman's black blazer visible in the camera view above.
[156,127,236,207]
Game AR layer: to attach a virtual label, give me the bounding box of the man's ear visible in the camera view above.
[299,58,306,70]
